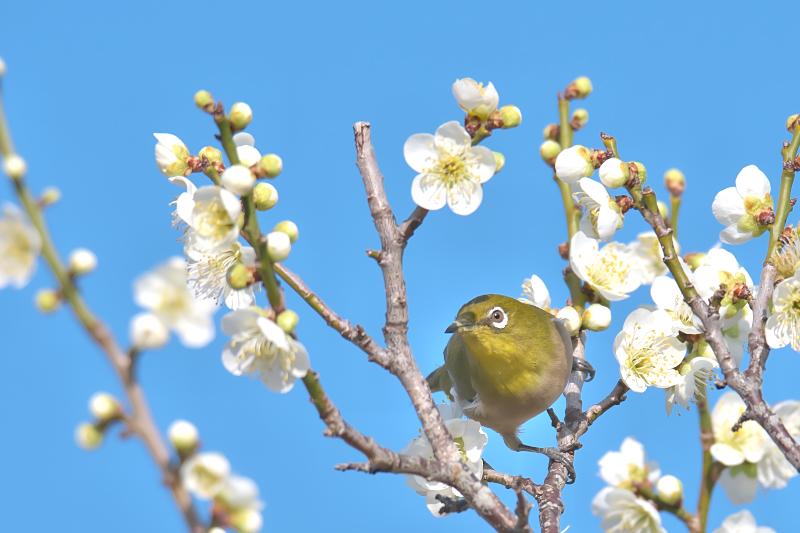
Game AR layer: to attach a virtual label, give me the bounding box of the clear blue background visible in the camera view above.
[1,1,797,531]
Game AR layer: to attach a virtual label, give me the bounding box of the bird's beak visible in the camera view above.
[445,320,466,334]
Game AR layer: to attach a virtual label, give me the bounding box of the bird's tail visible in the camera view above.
[426,366,452,394]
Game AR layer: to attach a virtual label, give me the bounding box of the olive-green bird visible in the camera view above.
[427,294,594,482]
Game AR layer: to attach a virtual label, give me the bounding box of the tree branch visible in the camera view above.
[397,206,428,242]
[746,263,777,384]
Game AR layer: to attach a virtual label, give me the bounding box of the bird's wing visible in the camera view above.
[425,365,452,394]
[443,332,479,402]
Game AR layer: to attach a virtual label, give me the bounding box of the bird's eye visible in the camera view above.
[488,307,508,329]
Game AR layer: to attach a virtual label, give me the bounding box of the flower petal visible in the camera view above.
[410,173,447,211]
[447,182,483,216]
[720,224,753,245]
[435,121,471,145]
[712,187,747,226]
[469,145,496,184]
[735,165,770,198]
[403,134,436,173]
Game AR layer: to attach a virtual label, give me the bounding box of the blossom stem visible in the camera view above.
[471,125,491,146]
[766,127,800,260]
[670,195,681,244]
[695,383,721,533]
[635,484,699,533]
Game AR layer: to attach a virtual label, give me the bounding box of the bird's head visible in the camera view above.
[445,294,538,338]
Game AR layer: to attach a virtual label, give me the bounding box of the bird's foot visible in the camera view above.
[572,358,596,382]
[518,444,576,484]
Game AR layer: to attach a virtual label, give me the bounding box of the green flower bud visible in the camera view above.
[226,263,251,290]
[273,220,299,243]
[75,422,103,450]
[540,140,561,167]
[253,182,279,211]
[570,108,589,130]
[40,186,61,207]
[89,392,122,422]
[582,304,611,332]
[786,114,799,134]
[683,252,709,271]
[36,289,61,313]
[630,162,647,185]
[657,200,669,222]
[556,306,581,336]
[3,154,27,180]
[199,146,223,165]
[69,248,98,275]
[543,124,560,141]
[194,90,215,113]
[277,310,300,333]
[565,77,593,100]
[168,419,199,453]
[229,102,253,131]
[266,231,291,262]
[257,154,283,179]
[656,475,683,506]
[498,105,522,129]
[664,168,686,197]
[493,152,505,174]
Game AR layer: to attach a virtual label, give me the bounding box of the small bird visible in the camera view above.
[427,294,594,482]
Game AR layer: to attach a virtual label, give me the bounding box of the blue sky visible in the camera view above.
[1,0,798,531]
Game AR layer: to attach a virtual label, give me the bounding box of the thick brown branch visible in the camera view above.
[746,263,777,383]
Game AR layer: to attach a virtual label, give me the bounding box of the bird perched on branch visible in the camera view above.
[426,294,594,482]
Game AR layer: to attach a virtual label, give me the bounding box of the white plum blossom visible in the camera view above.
[717,464,759,505]
[766,270,800,352]
[757,400,800,490]
[570,232,642,301]
[571,178,622,242]
[134,257,218,348]
[519,274,551,310]
[692,248,754,329]
[129,312,170,349]
[233,132,262,167]
[613,308,686,392]
[712,165,774,245]
[452,78,499,121]
[0,203,41,289]
[664,356,718,416]
[597,437,661,489]
[180,452,231,500]
[629,233,677,285]
[711,510,776,533]
[721,308,752,366]
[651,275,702,334]
[404,121,495,215]
[221,307,310,393]
[216,474,265,532]
[710,392,767,467]
[175,184,242,253]
[399,401,487,517]
[555,145,594,184]
[185,236,260,310]
[154,133,191,181]
[591,487,665,533]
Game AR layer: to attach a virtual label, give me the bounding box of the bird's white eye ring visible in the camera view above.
[489,307,508,329]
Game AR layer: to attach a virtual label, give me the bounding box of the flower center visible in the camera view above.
[429,149,470,188]
[0,220,34,270]
[187,246,241,302]
[774,280,800,350]
[194,196,234,242]
[585,246,631,291]
[156,286,190,321]
[624,327,676,386]
[192,464,223,491]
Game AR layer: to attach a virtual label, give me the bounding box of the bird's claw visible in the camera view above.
[572,358,596,382]
[518,445,577,484]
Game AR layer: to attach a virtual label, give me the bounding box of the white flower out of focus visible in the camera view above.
[555,145,594,184]
[765,270,800,352]
[0,203,41,289]
[571,178,622,242]
[711,510,776,533]
[404,121,495,216]
[89,392,120,422]
[399,401,487,517]
[154,133,191,181]
[519,274,550,310]
[630,232,676,285]
[221,307,310,393]
[711,165,774,245]
[68,248,98,275]
[710,392,766,466]
[452,78,499,121]
[591,487,665,533]
[692,248,753,329]
[168,419,199,451]
[721,309,753,366]
[650,276,702,335]
[664,356,718,416]
[570,231,641,301]
[216,474,265,533]
[185,237,260,310]
[175,183,242,254]
[180,451,231,500]
[597,436,661,489]
[129,312,170,349]
[613,308,686,392]
[757,400,800,491]
[233,132,262,167]
[134,257,218,348]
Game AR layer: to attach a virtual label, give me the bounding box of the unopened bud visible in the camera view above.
[226,263,251,290]
[253,182,278,211]
[257,154,283,179]
[75,422,103,450]
[69,248,98,275]
[168,419,199,453]
[129,312,169,349]
[497,105,522,129]
[543,124,560,141]
[657,201,669,222]
[194,90,215,112]
[36,289,61,313]
[786,114,800,134]
[3,154,27,180]
[556,306,581,336]
[570,109,589,130]
[540,140,561,167]
[277,310,300,333]
[493,152,505,174]
[231,508,263,533]
[582,304,611,332]
[40,186,61,206]
[683,252,709,271]
[564,77,593,100]
[229,102,253,131]
[199,146,223,166]
[599,158,627,189]
[656,475,683,506]
[664,168,686,197]
[273,220,299,243]
[555,145,594,183]
[266,231,291,262]
[558,242,569,260]
[627,162,647,186]
[220,165,255,196]
[615,195,634,214]
[89,392,122,422]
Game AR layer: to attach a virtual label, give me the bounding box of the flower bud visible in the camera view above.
[683,252,709,271]
[277,310,300,333]
[194,90,215,113]
[257,154,283,179]
[199,146,223,166]
[75,422,103,450]
[227,263,251,290]
[209,529,226,533]
[36,289,61,313]
[556,306,581,336]
[555,145,594,183]
[273,220,299,243]
[221,165,255,196]
[40,186,61,206]
[664,168,686,197]
[69,248,98,275]
[543,124,560,141]
[582,304,611,332]
[253,182,278,211]
[570,109,589,130]
[168,419,199,453]
[492,152,505,174]
[657,201,669,222]
[129,312,169,349]
[266,231,291,262]
[230,102,253,131]
[231,508,263,533]
[89,392,122,422]
[497,105,522,129]
[540,140,561,167]
[0,56,6,77]
[786,114,799,134]
[565,77,593,100]
[629,162,647,185]
[656,475,683,506]
[3,154,27,180]
[598,158,627,189]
